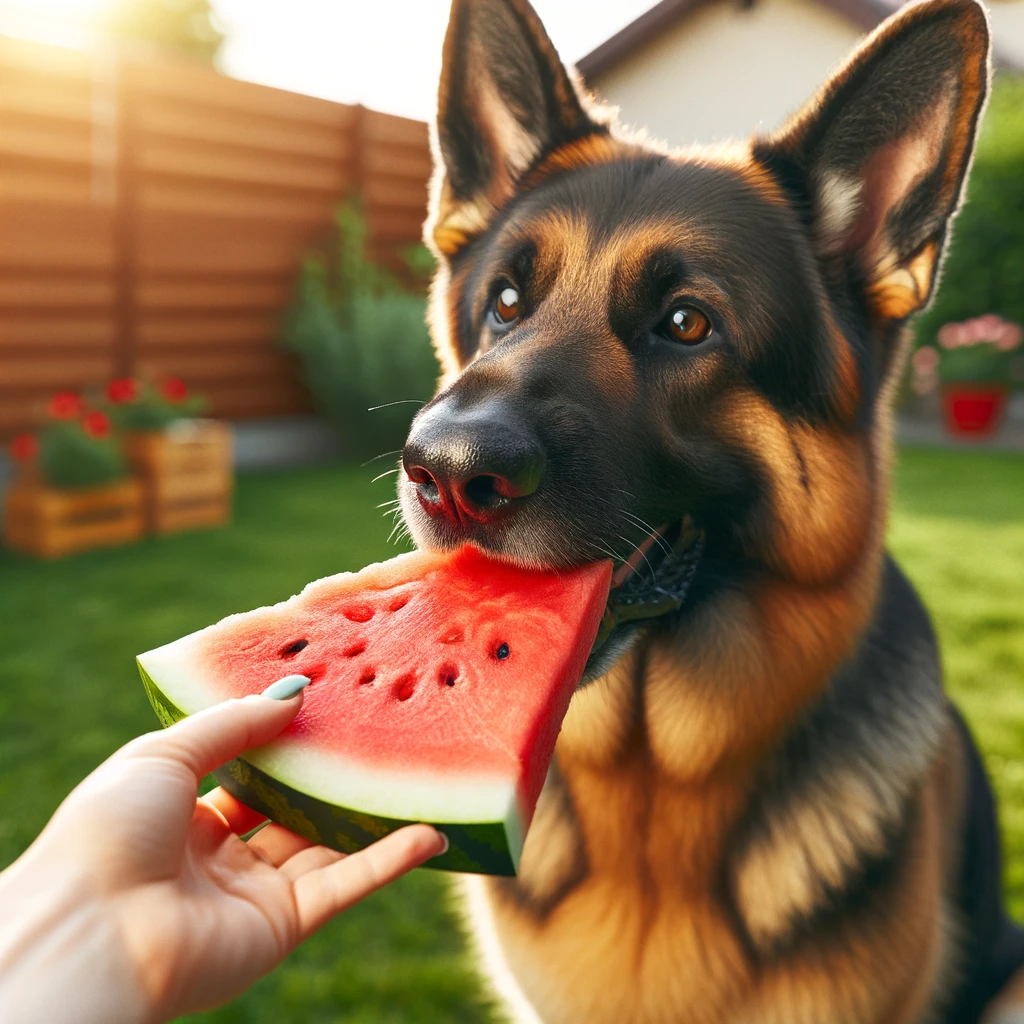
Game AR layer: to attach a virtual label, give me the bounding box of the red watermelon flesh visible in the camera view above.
[138,546,611,875]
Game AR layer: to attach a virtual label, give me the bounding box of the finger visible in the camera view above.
[279,845,345,881]
[201,787,267,836]
[123,693,303,781]
[247,822,316,867]
[293,825,446,941]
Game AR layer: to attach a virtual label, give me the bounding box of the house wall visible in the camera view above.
[585,0,862,147]
[989,1,1024,69]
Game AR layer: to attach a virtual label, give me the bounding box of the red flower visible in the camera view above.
[82,411,112,440]
[47,392,84,421]
[160,377,188,402]
[9,433,39,462]
[106,377,139,404]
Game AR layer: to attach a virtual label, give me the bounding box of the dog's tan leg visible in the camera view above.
[982,968,1024,1024]
[456,876,544,1024]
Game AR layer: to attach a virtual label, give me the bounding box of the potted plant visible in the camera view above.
[102,377,233,535]
[102,376,206,433]
[4,393,144,558]
[929,315,1023,437]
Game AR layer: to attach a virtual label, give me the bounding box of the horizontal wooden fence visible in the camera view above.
[0,34,432,439]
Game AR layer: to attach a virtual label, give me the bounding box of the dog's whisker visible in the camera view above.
[620,511,673,558]
[371,468,401,484]
[595,541,625,566]
[617,533,659,583]
[586,493,673,559]
[390,523,412,546]
[367,400,427,412]
[361,449,403,467]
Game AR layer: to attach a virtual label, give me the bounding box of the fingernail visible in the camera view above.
[436,831,450,856]
[261,675,312,701]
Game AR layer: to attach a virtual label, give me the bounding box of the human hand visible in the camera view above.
[0,688,446,1024]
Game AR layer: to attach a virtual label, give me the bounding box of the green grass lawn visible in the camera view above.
[888,449,1024,915]
[0,447,1022,1020]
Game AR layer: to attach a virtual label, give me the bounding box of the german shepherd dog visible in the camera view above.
[398,1,1024,1020]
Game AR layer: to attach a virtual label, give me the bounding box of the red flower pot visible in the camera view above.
[941,384,1008,437]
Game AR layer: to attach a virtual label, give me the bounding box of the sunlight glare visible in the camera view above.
[2,0,111,16]
[0,0,114,49]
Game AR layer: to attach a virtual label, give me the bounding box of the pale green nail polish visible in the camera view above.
[436,831,450,856]
[262,674,312,700]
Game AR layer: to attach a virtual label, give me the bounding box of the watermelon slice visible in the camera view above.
[137,547,611,875]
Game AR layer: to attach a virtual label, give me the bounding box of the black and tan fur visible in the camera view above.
[397,1,1024,1021]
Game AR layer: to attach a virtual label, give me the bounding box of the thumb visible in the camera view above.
[126,682,309,781]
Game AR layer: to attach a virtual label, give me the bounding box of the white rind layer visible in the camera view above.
[138,633,524,833]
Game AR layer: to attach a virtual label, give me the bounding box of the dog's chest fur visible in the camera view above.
[481,733,754,1024]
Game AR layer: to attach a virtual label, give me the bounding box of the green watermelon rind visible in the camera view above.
[139,660,519,876]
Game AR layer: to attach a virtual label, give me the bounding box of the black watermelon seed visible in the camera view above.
[280,639,308,657]
[496,642,510,660]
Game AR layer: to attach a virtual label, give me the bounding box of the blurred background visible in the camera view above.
[0,1,1022,1021]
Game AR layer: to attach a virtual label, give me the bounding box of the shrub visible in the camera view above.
[280,203,439,457]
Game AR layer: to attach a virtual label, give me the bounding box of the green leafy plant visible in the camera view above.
[8,393,127,489]
[281,202,440,456]
[101,377,207,433]
[40,420,125,489]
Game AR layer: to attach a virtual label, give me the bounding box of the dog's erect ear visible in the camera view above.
[429,0,601,258]
[754,0,990,322]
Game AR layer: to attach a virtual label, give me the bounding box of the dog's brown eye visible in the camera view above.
[494,285,521,324]
[666,306,711,345]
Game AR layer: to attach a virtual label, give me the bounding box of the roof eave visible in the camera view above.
[576,0,1023,80]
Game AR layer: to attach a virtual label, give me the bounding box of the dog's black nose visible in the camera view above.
[403,401,544,525]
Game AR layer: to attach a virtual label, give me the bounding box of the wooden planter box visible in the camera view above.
[4,477,144,559]
[124,420,233,535]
